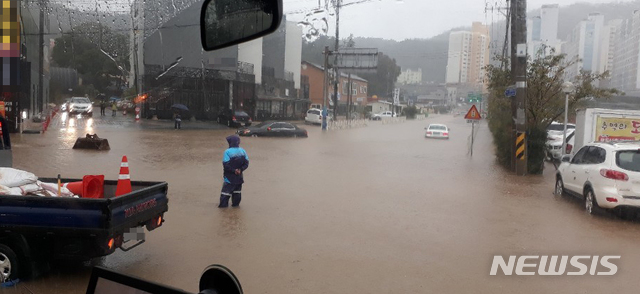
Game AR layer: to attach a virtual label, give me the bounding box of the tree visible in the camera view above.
[485,49,620,174]
[52,23,130,97]
[359,53,401,98]
[343,34,356,48]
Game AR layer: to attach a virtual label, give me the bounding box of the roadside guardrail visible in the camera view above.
[328,119,368,130]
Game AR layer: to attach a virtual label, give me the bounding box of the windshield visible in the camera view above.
[616,151,640,172]
[71,98,91,104]
[10,0,638,293]
[255,121,273,128]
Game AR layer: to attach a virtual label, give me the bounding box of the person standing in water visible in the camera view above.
[219,135,249,208]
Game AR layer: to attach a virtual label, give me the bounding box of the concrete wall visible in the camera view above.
[143,2,241,72]
[20,5,50,115]
[284,22,302,89]
[446,31,467,84]
[262,19,286,80]
[540,5,559,42]
[238,38,263,84]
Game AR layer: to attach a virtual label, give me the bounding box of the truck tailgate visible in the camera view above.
[104,180,168,235]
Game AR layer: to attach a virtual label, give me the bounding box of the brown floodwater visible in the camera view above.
[4,114,640,294]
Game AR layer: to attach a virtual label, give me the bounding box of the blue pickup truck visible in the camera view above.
[0,124,169,282]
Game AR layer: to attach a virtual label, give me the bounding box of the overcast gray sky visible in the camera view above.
[284,0,635,41]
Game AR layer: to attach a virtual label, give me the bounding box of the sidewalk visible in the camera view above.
[89,114,230,130]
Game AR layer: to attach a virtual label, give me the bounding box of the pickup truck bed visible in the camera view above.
[0,179,169,281]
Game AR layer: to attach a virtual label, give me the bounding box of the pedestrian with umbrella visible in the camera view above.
[171,104,188,130]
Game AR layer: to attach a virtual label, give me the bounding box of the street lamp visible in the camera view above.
[561,81,575,156]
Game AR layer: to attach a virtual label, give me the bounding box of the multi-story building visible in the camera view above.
[445,22,490,92]
[300,61,368,110]
[563,13,605,79]
[527,4,562,58]
[256,16,306,120]
[15,1,51,127]
[598,19,623,87]
[139,1,306,120]
[398,68,422,85]
[611,11,640,94]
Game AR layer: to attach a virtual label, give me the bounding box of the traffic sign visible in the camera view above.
[464,105,481,120]
[505,87,516,97]
[393,88,400,105]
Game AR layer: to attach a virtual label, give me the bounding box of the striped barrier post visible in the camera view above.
[516,132,526,161]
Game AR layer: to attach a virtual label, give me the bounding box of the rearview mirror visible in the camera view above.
[200,265,243,294]
[561,155,571,163]
[200,0,283,51]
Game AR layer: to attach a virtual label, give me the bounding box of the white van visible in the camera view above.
[310,104,322,110]
[305,108,332,124]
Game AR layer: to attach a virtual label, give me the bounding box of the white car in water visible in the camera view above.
[556,141,640,218]
[547,122,575,138]
[68,97,93,116]
[305,108,331,125]
[371,111,396,120]
[425,124,449,139]
[546,132,575,161]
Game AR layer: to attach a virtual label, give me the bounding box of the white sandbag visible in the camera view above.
[19,183,48,196]
[39,181,75,197]
[0,168,38,188]
[0,184,22,195]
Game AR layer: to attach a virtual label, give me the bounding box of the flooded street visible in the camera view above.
[5,114,640,294]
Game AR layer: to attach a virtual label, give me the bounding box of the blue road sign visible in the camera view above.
[505,87,516,97]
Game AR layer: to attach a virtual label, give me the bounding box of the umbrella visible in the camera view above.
[109,97,120,101]
[171,104,189,111]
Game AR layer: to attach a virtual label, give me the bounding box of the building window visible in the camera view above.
[342,81,348,95]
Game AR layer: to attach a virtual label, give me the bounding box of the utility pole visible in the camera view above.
[347,73,352,120]
[332,0,341,120]
[322,46,329,130]
[38,0,46,114]
[510,0,527,175]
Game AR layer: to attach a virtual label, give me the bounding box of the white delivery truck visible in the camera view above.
[573,108,640,153]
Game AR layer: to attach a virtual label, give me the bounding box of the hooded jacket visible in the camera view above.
[223,135,249,184]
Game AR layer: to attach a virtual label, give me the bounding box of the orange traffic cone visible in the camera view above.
[115,156,132,197]
[82,175,105,199]
[64,181,84,196]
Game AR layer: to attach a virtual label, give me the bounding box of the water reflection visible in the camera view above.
[60,112,68,127]
[86,118,94,132]
[217,208,245,239]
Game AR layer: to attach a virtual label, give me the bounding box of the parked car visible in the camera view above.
[68,97,93,116]
[371,111,396,120]
[305,108,332,125]
[237,121,308,137]
[309,103,322,110]
[547,122,575,137]
[217,109,252,128]
[555,141,640,218]
[425,124,449,139]
[546,132,575,161]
